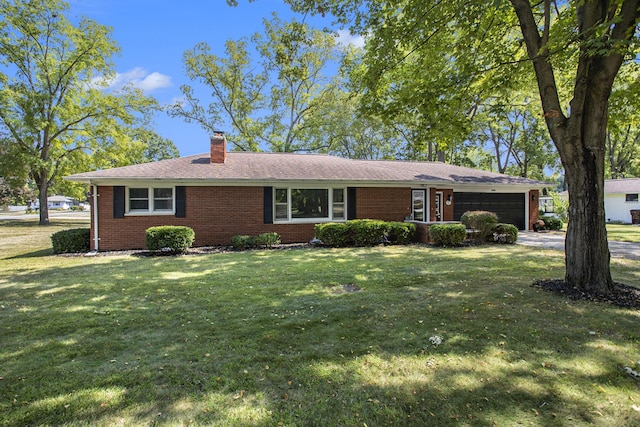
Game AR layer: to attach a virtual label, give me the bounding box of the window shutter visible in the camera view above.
[347,187,356,220]
[264,187,273,224]
[175,186,186,217]
[113,186,125,218]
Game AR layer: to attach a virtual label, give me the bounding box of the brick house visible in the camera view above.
[66,133,545,251]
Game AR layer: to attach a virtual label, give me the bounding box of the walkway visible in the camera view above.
[517,231,640,261]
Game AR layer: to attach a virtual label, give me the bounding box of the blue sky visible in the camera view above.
[68,0,361,157]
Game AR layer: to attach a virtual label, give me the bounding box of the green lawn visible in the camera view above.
[607,224,640,243]
[1,219,639,426]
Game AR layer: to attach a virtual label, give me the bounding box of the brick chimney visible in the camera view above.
[210,131,226,163]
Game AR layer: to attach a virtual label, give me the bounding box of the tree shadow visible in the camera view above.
[1,247,638,425]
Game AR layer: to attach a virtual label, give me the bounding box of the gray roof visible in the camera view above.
[605,178,640,193]
[66,152,546,188]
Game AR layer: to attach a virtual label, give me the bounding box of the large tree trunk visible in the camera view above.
[561,131,613,290]
[510,0,639,292]
[36,167,50,226]
[37,180,50,226]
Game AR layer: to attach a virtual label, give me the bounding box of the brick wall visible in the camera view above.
[356,187,412,221]
[93,185,414,251]
[529,189,540,230]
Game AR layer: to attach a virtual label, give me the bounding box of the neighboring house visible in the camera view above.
[66,133,546,251]
[603,178,640,223]
[47,195,76,210]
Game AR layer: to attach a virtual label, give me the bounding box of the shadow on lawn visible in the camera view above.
[1,247,639,426]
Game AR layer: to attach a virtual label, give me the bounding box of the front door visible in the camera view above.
[435,191,443,221]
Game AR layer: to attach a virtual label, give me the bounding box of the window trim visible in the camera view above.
[625,193,639,203]
[273,187,347,223]
[125,186,176,216]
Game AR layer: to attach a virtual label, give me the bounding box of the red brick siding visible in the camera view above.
[94,186,313,250]
[428,188,454,221]
[529,189,540,230]
[93,185,414,251]
[356,187,412,221]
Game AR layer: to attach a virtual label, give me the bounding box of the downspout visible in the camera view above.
[92,184,99,252]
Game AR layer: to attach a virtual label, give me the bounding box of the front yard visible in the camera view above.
[1,219,639,426]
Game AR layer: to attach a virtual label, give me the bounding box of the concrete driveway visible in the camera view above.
[517,231,640,261]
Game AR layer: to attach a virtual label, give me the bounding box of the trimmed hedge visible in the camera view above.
[541,216,563,231]
[231,232,282,250]
[145,226,195,254]
[349,219,388,246]
[491,223,518,244]
[314,220,416,247]
[230,235,256,250]
[314,222,350,247]
[461,210,499,242]
[51,228,91,254]
[255,232,281,248]
[428,223,466,247]
[386,221,416,245]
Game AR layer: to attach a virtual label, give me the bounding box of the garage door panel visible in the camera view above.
[453,192,525,229]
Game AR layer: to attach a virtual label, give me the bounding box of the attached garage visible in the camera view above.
[453,192,526,229]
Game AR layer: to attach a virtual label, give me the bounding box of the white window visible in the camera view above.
[127,187,174,214]
[275,187,346,223]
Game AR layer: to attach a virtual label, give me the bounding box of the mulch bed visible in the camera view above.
[533,279,640,309]
[68,243,311,258]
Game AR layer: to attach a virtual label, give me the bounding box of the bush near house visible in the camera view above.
[461,210,499,242]
[541,216,563,231]
[314,220,417,247]
[428,223,467,247]
[386,221,416,245]
[230,235,256,250]
[51,228,90,254]
[314,222,350,247]
[145,226,195,254]
[254,232,281,248]
[491,223,518,244]
[349,219,389,246]
[231,232,282,250]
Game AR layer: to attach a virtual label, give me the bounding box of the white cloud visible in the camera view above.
[335,30,365,49]
[93,67,173,92]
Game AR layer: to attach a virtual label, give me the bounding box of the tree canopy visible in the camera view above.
[231,0,640,292]
[170,13,341,153]
[0,0,176,223]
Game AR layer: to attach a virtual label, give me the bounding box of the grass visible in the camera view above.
[607,224,640,243]
[1,219,639,426]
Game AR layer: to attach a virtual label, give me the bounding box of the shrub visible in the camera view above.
[491,223,518,244]
[349,219,389,246]
[542,216,563,231]
[145,226,195,254]
[315,222,351,247]
[386,221,416,244]
[255,232,281,248]
[51,228,90,254]
[460,210,499,242]
[428,223,466,247]
[230,235,257,250]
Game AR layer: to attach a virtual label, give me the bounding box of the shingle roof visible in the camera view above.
[66,152,545,187]
[605,178,640,193]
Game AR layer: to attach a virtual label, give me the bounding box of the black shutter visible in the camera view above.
[175,186,186,217]
[264,187,273,224]
[113,186,125,218]
[347,187,356,220]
